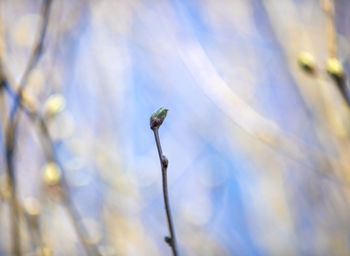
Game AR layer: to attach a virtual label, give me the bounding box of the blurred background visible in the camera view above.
[1,0,350,255]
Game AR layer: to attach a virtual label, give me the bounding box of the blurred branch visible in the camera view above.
[150,108,179,256]
[0,1,101,255]
[37,114,102,256]
[3,57,102,256]
[2,1,53,255]
[322,0,350,107]
[322,0,337,58]
[262,0,350,189]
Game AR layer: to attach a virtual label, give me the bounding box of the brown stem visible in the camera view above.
[37,114,102,256]
[0,1,102,255]
[152,127,178,256]
[3,1,52,255]
[5,114,22,256]
[3,72,102,256]
[61,189,102,256]
[7,172,21,256]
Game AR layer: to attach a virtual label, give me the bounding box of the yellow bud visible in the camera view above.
[43,162,61,186]
[297,51,315,73]
[37,246,53,256]
[44,94,66,117]
[23,197,40,216]
[327,57,344,79]
[21,92,36,113]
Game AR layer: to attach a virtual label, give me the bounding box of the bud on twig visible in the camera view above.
[162,155,168,168]
[297,51,316,74]
[150,107,168,130]
[150,107,178,256]
[327,57,344,81]
[164,236,172,245]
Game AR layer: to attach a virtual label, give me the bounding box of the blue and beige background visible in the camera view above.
[1,0,350,255]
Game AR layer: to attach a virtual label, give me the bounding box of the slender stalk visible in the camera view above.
[0,1,101,255]
[2,1,52,255]
[32,96,102,256]
[37,117,102,256]
[322,0,337,58]
[0,3,21,255]
[3,63,102,256]
[322,0,350,107]
[5,114,21,256]
[150,108,178,256]
[61,189,102,256]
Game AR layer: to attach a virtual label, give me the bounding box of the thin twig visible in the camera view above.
[2,1,52,255]
[322,0,337,58]
[37,116,102,256]
[150,108,179,256]
[322,0,350,107]
[0,0,101,253]
[4,80,102,256]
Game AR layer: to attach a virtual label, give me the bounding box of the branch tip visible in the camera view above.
[150,107,168,129]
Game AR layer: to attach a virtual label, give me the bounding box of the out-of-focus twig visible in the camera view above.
[38,117,102,256]
[4,76,102,256]
[3,1,53,255]
[322,0,337,58]
[322,0,350,107]
[0,1,99,255]
[262,0,350,193]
